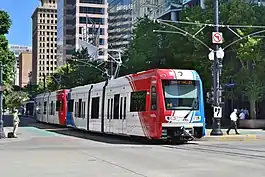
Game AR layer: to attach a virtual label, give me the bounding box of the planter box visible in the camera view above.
[239,119,265,129]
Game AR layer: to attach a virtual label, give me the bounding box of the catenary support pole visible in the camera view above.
[210,0,223,136]
[0,62,5,138]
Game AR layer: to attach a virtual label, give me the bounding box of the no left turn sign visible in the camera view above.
[212,32,223,44]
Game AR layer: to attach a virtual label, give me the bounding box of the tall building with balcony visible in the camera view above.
[57,0,108,67]
[31,0,58,84]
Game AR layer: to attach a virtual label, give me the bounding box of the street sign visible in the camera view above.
[212,32,223,44]
[213,106,222,118]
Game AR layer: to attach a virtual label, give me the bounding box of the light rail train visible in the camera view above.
[35,69,206,142]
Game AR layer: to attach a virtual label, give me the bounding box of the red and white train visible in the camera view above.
[35,69,206,142]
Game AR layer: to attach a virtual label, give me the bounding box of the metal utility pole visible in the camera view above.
[0,62,5,138]
[210,0,223,136]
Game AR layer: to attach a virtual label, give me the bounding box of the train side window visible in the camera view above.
[120,97,123,119]
[123,97,126,120]
[53,102,55,115]
[50,101,53,115]
[110,98,113,119]
[67,99,74,112]
[74,102,77,117]
[44,102,47,114]
[82,101,86,118]
[91,97,100,119]
[56,100,60,111]
[113,94,120,119]
[78,99,82,118]
[151,86,157,110]
[61,100,64,111]
[130,91,146,112]
[107,99,110,119]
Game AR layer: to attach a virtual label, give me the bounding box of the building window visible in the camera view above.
[80,0,104,4]
[79,17,104,25]
[79,7,104,15]
[99,39,104,45]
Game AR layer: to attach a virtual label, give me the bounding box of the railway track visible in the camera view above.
[162,143,265,160]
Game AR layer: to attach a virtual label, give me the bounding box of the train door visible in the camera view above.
[105,94,113,133]
[111,94,123,134]
[120,93,127,134]
[43,95,48,123]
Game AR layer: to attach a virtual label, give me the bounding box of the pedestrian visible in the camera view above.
[243,108,249,119]
[239,111,245,120]
[226,109,240,135]
[12,109,20,138]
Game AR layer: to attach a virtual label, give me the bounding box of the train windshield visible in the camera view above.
[162,80,200,110]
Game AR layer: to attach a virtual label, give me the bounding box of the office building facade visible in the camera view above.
[57,0,108,67]
[108,0,133,51]
[108,0,204,51]
[8,45,32,86]
[32,0,58,84]
[19,52,32,87]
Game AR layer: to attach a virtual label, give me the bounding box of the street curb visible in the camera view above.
[199,134,257,141]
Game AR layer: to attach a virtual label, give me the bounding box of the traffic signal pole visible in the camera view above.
[210,0,223,136]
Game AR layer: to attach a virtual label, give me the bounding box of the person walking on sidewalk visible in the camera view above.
[12,109,20,138]
[226,109,240,135]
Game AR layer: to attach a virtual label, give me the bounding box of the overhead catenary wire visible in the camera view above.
[157,19,265,29]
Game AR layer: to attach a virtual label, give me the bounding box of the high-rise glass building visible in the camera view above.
[107,0,205,52]
[108,0,133,51]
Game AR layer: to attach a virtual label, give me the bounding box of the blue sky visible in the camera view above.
[0,0,40,47]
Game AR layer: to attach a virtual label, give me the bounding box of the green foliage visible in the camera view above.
[5,91,29,110]
[0,11,11,34]
[46,48,105,91]
[120,0,265,119]
[0,10,15,95]
[24,83,44,98]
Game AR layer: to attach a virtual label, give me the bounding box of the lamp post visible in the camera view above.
[209,0,224,136]
[0,62,5,138]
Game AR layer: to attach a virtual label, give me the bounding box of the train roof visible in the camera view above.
[35,69,201,97]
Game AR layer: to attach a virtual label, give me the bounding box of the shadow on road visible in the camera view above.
[3,115,173,145]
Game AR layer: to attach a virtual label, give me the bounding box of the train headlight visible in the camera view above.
[193,116,201,121]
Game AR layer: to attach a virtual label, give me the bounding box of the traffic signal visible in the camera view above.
[206,90,214,105]
[218,89,225,105]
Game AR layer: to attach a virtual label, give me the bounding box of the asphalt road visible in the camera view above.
[0,115,264,177]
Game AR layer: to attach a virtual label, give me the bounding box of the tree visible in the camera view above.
[5,91,29,110]
[0,11,16,94]
[235,34,265,119]
[23,83,44,98]
[46,48,105,91]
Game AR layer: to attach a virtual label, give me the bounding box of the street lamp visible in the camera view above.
[209,47,224,136]
[0,62,5,138]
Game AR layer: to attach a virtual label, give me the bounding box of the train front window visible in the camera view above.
[162,80,200,110]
